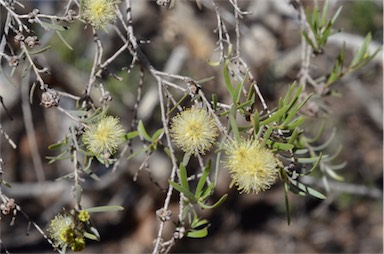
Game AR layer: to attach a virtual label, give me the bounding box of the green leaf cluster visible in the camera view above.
[169,160,227,238]
[126,120,163,160]
[325,33,381,88]
[47,107,110,179]
[303,0,342,54]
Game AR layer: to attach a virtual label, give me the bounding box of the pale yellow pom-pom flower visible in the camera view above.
[170,108,218,155]
[47,213,74,248]
[83,0,117,29]
[83,116,125,158]
[224,138,282,194]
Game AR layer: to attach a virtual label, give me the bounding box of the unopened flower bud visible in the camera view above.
[40,88,60,108]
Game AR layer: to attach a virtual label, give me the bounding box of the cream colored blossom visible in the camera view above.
[170,108,218,155]
[83,0,117,29]
[224,138,281,194]
[47,213,75,248]
[47,212,86,252]
[83,116,125,158]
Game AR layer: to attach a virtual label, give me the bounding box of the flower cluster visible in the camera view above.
[170,108,218,155]
[224,138,282,194]
[83,0,117,29]
[83,116,125,159]
[78,210,91,222]
[47,212,86,252]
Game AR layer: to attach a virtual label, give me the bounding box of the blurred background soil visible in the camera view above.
[1,0,383,253]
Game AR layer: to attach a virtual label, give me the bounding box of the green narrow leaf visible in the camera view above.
[321,175,331,193]
[286,84,303,112]
[196,79,216,88]
[207,58,221,66]
[48,136,68,150]
[199,183,214,200]
[297,155,328,164]
[169,92,189,114]
[262,126,274,146]
[325,166,344,181]
[234,76,246,104]
[67,110,88,117]
[88,226,101,241]
[306,120,326,143]
[214,148,223,185]
[311,128,336,151]
[2,180,12,188]
[246,88,255,102]
[198,194,228,209]
[137,120,152,142]
[320,0,329,26]
[88,171,101,181]
[278,98,284,112]
[323,145,343,162]
[81,107,105,123]
[195,160,211,198]
[187,228,208,238]
[55,172,75,181]
[223,60,235,99]
[29,45,51,55]
[337,42,346,69]
[127,147,149,160]
[163,147,171,158]
[283,82,297,105]
[82,156,94,172]
[229,105,240,141]
[330,6,343,24]
[254,124,264,141]
[301,153,323,176]
[289,179,326,199]
[281,93,312,128]
[328,161,347,170]
[253,110,260,136]
[351,33,371,67]
[181,205,190,221]
[266,140,294,151]
[212,94,218,111]
[125,130,139,140]
[233,82,242,104]
[85,206,124,213]
[182,152,191,167]
[168,180,196,202]
[312,2,319,29]
[179,163,190,191]
[284,182,291,225]
[40,21,67,31]
[191,217,209,229]
[84,232,99,241]
[286,116,305,130]
[260,105,290,126]
[288,128,299,145]
[79,0,84,16]
[152,128,164,141]
[318,25,331,47]
[302,31,316,50]
[55,30,73,50]
[29,82,37,104]
[76,184,82,204]
[46,150,71,163]
[235,98,254,110]
[294,148,309,155]
[218,109,230,117]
